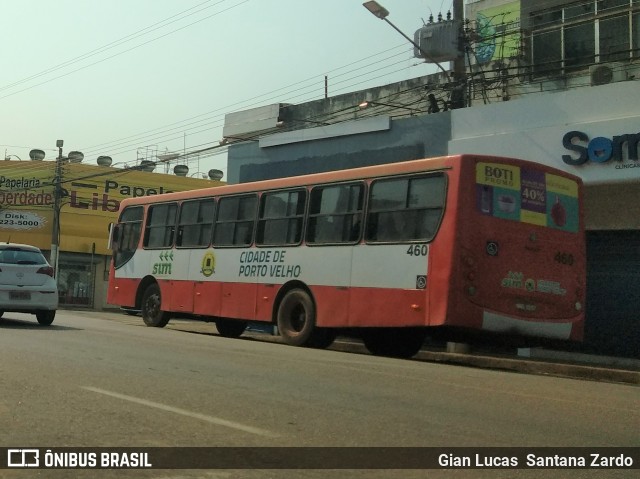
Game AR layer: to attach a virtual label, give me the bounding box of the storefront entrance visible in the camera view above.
[58,254,96,308]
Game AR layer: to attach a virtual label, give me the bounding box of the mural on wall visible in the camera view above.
[475,1,521,64]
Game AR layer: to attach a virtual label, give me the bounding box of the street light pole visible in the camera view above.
[362,1,451,81]
[50,140,64,280]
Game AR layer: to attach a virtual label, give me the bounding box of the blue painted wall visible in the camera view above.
[227,112,451,183]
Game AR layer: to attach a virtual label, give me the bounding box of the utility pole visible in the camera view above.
[50,139,64,280]
[452,0,468,107]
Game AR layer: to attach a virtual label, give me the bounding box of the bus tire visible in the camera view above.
[308,328,338,349]
[277,289,334,348]
[362,328,426,358]
[216,319,247,338]
[141,284,170,328]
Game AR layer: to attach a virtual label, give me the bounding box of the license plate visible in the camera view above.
[9,291,31,300]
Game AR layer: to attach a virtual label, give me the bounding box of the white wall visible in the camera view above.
[449,80,640,185]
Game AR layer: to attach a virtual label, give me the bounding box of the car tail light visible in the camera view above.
[37,266,55,277]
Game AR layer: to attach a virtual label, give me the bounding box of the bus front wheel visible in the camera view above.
[277,289,335,348]
[362,328,426,358]
[216,319,247,338]
[141,284,170,328]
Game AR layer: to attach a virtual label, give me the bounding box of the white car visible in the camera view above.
[0,243,58,325]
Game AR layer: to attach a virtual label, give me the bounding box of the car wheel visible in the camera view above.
[141,283,170,327]
[36,310,56,326]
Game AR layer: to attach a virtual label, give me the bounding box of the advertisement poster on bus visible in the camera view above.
[476,162,579,232]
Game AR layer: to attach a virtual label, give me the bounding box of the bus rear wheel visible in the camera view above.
[362,328,426,358]
[141,284,170,328]
[216,319,247,338]
[277,289,335,348]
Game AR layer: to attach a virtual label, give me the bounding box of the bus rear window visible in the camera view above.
[365,174,445,243]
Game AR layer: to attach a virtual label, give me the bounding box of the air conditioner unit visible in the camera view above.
[589,63,626,86]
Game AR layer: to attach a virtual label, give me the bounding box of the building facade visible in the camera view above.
[0,160,220,310]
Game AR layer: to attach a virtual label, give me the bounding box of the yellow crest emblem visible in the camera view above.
[201,252,216,277]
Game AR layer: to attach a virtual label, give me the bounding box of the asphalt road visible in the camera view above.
[0,310,637,479]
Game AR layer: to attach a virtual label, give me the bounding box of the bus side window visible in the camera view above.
[375,211,404,241]
[144,203,178,248]
[213,195,257,247]
[177,198,215,248]
[366,174,445,243]
[257,189,306,246]
[307,183,363,245]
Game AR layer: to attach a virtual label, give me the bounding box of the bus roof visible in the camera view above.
[117,154,580,207]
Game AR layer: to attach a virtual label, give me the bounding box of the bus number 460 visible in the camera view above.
[407,245,428,257]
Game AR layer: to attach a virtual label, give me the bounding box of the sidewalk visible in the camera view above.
[80,309,640,386]
[159,318,640,385]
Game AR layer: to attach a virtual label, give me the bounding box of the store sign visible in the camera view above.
[562,130,640,167]
[0,162,218,255]
[0,210,47,230]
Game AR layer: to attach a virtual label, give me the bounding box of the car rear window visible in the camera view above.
[0,249,46,265]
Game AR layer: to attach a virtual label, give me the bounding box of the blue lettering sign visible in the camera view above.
[562,131,640,165]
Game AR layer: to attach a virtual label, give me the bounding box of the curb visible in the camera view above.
[327,338,639,385]
[86,311,640,386]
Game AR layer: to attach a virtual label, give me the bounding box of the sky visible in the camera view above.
[0,0,453,179]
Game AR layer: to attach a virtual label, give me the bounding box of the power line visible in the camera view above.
[0,0,250,102]
[0,0,221,95]
[77,44,422,158]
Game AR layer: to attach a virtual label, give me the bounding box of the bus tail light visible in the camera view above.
[462,254,478,296]
[575,284,584,311]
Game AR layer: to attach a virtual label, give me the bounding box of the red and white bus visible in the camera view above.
[107,155,585,358]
